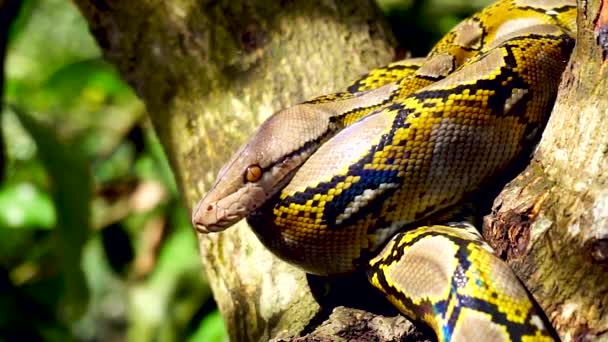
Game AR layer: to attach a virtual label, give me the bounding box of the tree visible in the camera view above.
[72,0,608,340]
[483,1,608,339]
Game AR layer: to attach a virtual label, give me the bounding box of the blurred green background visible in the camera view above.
[0,0,489,340]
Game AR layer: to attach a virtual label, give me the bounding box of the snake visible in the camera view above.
[192,0,577,340]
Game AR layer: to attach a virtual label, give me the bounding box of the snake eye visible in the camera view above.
[244,164,263,182]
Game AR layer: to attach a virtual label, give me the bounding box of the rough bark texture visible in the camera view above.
[72,1,418,341]
[483,0,608,341]
[73,0,608,341]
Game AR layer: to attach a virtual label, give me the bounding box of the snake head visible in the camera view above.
[192,104,338,233]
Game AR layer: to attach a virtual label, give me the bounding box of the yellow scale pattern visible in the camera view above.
[265,34,570,275]
[243,0,578,341]
[462,243,533,324]
[264,2,573,260]
[368,225,554,341]
[305,60,434,127]
[306,59,425,104]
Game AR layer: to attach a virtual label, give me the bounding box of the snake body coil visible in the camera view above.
[192,1,577,341]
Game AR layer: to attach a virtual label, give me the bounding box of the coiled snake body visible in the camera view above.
[193,0,577,340]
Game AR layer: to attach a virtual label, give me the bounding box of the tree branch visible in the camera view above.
[72,1,417,340]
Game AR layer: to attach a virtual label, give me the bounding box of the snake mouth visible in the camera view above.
[192,201,245,233]
[193,221,215,234]
[192,163,295,234]
[192,184,267,233]
[193,217,237,233]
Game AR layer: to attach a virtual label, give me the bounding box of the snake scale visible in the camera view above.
[192,0,577,340]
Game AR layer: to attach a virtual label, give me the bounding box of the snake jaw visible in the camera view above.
[191,157,308,233]
[192,184,268,233]
[191,202,240,233]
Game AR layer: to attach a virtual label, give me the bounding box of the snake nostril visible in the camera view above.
[207,204,214,211]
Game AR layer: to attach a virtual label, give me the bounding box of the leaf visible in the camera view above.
[35,58,134,111]
[4,0,100,87]
[7,0,35,45]
[11,105,92,320]
[0,182,55,229]
[187,310,227,342]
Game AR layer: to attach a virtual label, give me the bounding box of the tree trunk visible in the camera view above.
[483,0,608,341]
[72,1,420,341]
[73,0,608,341]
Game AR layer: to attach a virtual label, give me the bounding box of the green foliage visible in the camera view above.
[1,0,221,340]
[188,310,227,342]
[0,182,55,229]
[13,105,92,320]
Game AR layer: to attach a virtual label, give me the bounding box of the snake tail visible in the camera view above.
[368,224,555,342]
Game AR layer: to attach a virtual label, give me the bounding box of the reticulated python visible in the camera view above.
[192,0,578,340]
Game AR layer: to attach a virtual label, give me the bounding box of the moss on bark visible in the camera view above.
[72,1,411,340]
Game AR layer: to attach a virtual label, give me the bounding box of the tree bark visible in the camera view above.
[73,0,608,341]
[72,1,419,341]
[483,0,608,340]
